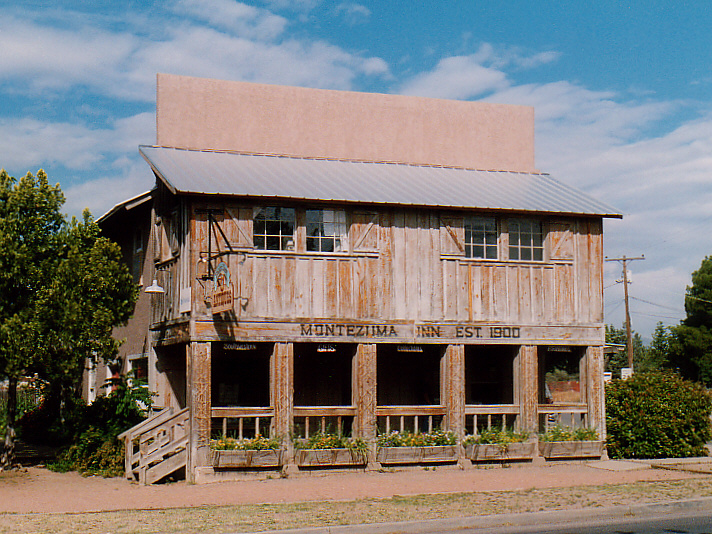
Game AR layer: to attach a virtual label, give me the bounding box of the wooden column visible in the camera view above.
[353,343,377,441]
[271,342,294,440]
[441,344,465,439]
[586,345,606,438]
[187,341,211,482]
[518,345,538,435]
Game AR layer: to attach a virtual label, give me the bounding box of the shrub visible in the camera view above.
[539,425,598,442]
[210,436,280,451]
[46,372,153,477]
[606,371,712,459]
[463,428,529,446]
[376,429,457,447]
[294,431,367,452]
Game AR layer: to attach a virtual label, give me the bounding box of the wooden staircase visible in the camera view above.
[118,407,190,484]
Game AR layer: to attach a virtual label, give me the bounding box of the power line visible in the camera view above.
[629,296,683,312]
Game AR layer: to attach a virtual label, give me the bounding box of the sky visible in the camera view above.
[2,1,712,340]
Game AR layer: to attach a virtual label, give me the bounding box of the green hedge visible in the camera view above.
[606,371,712,459]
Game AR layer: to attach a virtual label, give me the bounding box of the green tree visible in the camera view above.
[604,324,644,377]
[0,169,137,468]
[638,322,672,372]
[668,256,712,386]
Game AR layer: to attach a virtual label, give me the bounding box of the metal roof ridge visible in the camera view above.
[138,145,549,176]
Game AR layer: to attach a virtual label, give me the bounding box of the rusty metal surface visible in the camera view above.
[139,146,621,218]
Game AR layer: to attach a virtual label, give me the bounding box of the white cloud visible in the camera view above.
[335,3,371,24]
[171,0,288,40]
[399,55,508,99]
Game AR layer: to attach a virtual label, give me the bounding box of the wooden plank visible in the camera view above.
[378,211,393,318]
[392,212,407,319]
[325,258,338,317]
[442,259,458,321]
[404,211,420,320]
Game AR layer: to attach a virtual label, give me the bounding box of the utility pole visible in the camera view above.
[605,255,645,371]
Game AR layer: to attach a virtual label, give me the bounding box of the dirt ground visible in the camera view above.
[0,460,705,514]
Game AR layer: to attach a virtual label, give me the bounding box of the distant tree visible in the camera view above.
[0,169,137,468]
[605,324,644,378]
[668,256,712,386]
[637,322,672,372]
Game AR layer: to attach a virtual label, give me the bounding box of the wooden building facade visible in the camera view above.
[102,74,620,483]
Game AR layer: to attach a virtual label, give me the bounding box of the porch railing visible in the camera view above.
[211,407,274,439]
[293,406,356,438]
[376,405,446,434]
[465,404,520,435]
[538,403,588,431]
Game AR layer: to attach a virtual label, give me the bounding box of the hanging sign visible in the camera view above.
[210,261,234,314]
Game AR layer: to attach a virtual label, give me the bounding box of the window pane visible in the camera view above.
[266,236,280,250]
[253,235,264,249]
[509,246,519,260]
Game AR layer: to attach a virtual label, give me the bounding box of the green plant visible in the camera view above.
[210,436,281,451]
[539,425,598,442]
[376,429,457,448]
[294,431,367,452]
[606,370,712,459]
[463,428,529,445]
[46,372,154,477]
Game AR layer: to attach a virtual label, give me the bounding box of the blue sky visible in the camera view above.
[2,0,712,339]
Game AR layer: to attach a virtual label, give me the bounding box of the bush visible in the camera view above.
[45,372,153,477]
[376,429,457,447]
[606,371,712,459]
[463,428,529,445]
[294,432,367,452]
[539,425,598,442]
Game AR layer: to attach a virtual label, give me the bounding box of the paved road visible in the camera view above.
[460,509,712,534]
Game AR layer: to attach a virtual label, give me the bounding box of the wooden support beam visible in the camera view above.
[442,344,465,438]
[271,342,294,440]
[518,345,538,434]
[187,341,211,482]
[586,345,606,438]
[353,343,377,441]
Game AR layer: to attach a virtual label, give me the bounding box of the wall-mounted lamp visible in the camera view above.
[145,279,165,294]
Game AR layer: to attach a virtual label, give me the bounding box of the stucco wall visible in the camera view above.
[156,73,536,172]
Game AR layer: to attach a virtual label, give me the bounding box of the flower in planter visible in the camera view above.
[539,425,599,442]
[377,429,457,447]
[462,428,530,446]
[294,431,367,452]
[210,436,281,451]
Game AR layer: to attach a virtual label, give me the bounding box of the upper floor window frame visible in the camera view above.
[464,216,498,260]
[252,205,348,254]
[253,206,296,251]
[507,218,544,261]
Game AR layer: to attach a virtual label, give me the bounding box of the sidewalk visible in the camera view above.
[1,457,711,514]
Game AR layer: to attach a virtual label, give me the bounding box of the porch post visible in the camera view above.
[353,343,377,441]
[586,345,606,439]
[271,342,294,441]
[442,344,465,439]
[187,341,211,482]
[518,345,538,435]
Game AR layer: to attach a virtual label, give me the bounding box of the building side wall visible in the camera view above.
[156,73,536,172]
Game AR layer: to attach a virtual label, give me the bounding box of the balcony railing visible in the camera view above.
[465,404,520,435]
[376,405,446,434]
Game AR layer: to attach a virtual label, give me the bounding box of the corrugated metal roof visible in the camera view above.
[139,146,621,218]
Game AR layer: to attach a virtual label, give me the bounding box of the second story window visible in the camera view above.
[508,219,543,261]
[253,207,295,250]
[465,217,498,259]
[306,209,346,252]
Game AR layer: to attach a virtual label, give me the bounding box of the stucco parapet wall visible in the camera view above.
[156,73,536,173]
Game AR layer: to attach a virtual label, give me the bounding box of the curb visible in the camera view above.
[237,496,712,534]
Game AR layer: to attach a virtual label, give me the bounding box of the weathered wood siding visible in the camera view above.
[182,203,603,328]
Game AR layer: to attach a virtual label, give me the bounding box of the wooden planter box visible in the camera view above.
[211,449,283,468]
[538,440,605,459]
[376,445,460,465]
[294,448,368,467]
[466,442,537,462]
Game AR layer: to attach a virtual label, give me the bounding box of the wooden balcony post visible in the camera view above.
[187,341,211,482]
[586,345,606,439]
[353,343,377,441]
[442,344,465,438]
[271,342,294,440]
[518,345,538,434]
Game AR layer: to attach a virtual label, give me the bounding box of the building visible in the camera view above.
[100,73,621,483]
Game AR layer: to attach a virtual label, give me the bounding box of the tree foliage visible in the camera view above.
[668,256,712,386]
[0,169,137,467]
[606,371,712,459]
[604,324,645,377]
